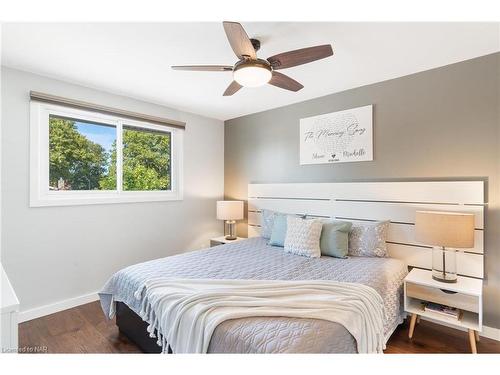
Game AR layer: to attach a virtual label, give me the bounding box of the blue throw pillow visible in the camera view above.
[320,220,353,258]
[268,213,289,247]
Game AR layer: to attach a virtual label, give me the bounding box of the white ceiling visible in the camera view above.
[2,22,499,120]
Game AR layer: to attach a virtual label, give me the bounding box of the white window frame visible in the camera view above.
[30,102,183,207]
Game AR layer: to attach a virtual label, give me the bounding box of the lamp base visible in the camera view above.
[225,220,237,241]
[432,275,458,283]
[432,246,458,284]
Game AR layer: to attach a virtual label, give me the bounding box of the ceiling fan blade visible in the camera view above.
[268,71,304,92]
[171,65,233,72]
[267,44,333,70]
[223,81,243,96]
[222,21,256,60]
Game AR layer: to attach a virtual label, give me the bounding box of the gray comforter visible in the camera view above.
[99,237,408,353]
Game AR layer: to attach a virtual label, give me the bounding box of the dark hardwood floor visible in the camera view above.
[18,301,500,354]
[19,301,141,354]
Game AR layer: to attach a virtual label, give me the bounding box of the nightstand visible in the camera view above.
[210,236,246,247]
[404,268,483,353]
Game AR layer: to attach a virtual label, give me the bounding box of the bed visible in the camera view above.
[100,236,408,353]
[99,180,484,353]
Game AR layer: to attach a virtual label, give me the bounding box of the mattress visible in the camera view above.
[99,237,408,353]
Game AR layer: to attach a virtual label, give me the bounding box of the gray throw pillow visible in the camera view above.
[320,220,353,258]
[260,209,275,239]
[348,220,390,257]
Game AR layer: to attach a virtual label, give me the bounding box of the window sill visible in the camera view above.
[30,191,183,207]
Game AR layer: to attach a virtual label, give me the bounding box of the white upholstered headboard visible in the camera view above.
[247,181,485,279]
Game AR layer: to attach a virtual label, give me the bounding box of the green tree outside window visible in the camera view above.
[49,116,171,191]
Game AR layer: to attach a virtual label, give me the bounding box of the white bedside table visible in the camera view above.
[404,268,483,353]
[210,236,246,247]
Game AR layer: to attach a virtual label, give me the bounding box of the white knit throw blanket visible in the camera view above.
[134,279,386,354]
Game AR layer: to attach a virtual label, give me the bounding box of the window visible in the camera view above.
[49,115,117,191]
[30,102,183,206]
[122,126,171,191]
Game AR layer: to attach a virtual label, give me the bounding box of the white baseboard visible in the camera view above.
[18,291,100,323]
[481,325,500,341]
[419,316,500,341]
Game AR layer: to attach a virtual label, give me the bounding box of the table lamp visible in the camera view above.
[415,211,475,283]
[217,201,244,240]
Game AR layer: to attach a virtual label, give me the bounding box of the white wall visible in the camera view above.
[0,67,225,317]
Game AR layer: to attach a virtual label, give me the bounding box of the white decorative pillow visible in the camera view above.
[284,216,323,258]
[348,220,389,257]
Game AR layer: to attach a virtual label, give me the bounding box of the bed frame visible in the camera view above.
[116,180,486,352]
[116,302,165,353]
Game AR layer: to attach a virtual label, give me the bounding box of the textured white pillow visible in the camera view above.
[284,216,323,258]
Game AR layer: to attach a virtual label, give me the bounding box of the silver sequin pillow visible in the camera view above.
[284,216,323,258]
[348,220,390,257]
[260,209,276,239]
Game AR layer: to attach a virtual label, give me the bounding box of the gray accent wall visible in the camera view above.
[1,67,225,315]
[225,53,500,328]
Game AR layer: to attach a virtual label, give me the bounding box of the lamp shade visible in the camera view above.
[216,201,244,221]
[415,211,474,248]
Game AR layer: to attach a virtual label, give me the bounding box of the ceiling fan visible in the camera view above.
[171,21,334,96]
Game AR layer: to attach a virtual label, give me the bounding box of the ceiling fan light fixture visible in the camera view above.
[172,22,333,95]
[233,61,272,87]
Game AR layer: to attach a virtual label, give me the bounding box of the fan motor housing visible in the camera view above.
[233,58,272,73]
